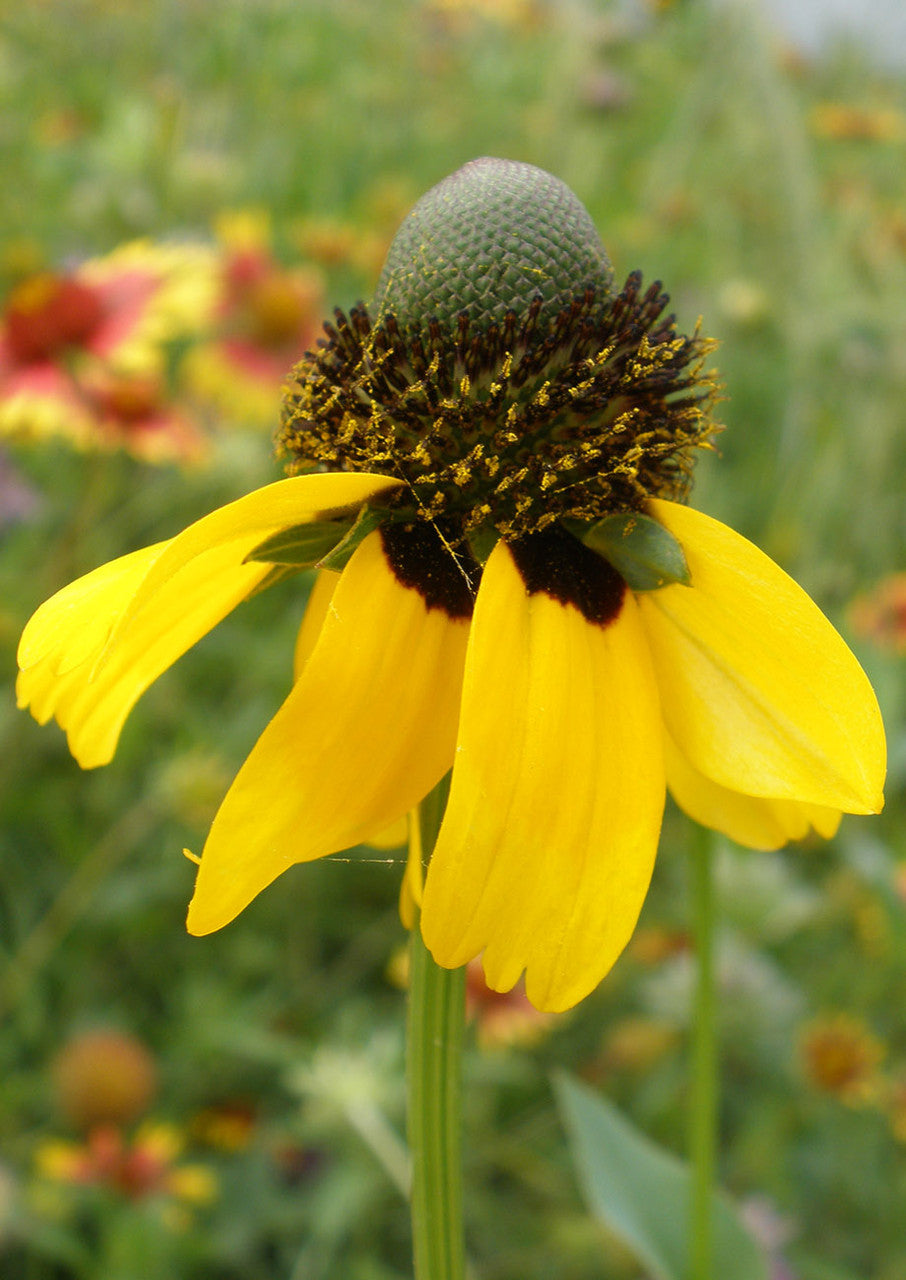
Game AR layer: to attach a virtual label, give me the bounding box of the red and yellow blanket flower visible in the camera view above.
[36,1122,216,1208]
[184,210,324,429]
[17,160,885,1012]
[0,240,216,461]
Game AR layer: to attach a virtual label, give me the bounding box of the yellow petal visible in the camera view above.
[293,569,341,681]
[16,542,168,759]
[665,731,841,850]
[803,803,842,840]
[16,543,165,675]
[17,471,397,768]
[638,500,886,815]
[186,528,469,935]
[299,580,426,854]
[292,575,422,853]
[420,539,665,1014]
[296,544,440,897]
[105,471,399,649]
[366,817,409,850]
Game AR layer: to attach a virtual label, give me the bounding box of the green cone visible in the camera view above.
[373,157,614,336]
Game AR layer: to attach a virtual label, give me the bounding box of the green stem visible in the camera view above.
[407,778,466,1280]
[689,824,717,1280]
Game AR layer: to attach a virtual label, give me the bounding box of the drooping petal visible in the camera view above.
[105,471,400,646]
[294,569,410,857]
[292,569,341,681]
[638,500,886,815]
[16,471,398,768]
[18,542,168,676]
[186,527,470,935]
[420,535,665,1014]
[803,804,843,839]
[665,731,842,850]
[295,572,415,867]
[295,563,442,868]
[17,542,169,762]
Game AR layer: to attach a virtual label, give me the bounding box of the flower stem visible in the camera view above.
[689,824,717,1280]
[408,779,466,1280]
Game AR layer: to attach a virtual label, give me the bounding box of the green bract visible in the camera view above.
[583,512,692,591]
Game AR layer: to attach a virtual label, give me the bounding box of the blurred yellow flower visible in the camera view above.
[602,1016,678,1073]
[292,177,411,283]
[191,1100,257,1152]
[292,217,361,269]
[34,1140,85,1183]
[629,925,690,966]
[422,0,544,31]
[884,1077,906,1143]
[52,1029,158,1131]
[811,102,906,143]
[34,1121,217,1205]
[848,572,906,655]
[799,1014,885,1106]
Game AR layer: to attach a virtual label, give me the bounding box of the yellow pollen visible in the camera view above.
[278,272,720,541]
[424,492,445,516]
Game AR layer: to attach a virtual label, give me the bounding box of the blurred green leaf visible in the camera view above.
[553,1071,768,1280]
[791,1255,864,1280]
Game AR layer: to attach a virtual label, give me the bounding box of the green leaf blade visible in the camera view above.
[554,1071,768,1280]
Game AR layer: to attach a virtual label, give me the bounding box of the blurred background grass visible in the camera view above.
[1,1,905,1277]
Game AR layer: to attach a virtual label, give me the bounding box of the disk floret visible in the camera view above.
[278,270,718,542]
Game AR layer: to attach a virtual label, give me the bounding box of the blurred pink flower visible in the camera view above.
[185,210,324,428]
[36,1122,216,1206]
[0,241,216,463]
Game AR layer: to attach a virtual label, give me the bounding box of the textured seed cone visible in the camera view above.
[279,156,716,542]
[373,156,614,335]
[52,1029,158,1130]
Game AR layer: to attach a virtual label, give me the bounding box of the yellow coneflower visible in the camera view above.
[17,159,885,1011]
